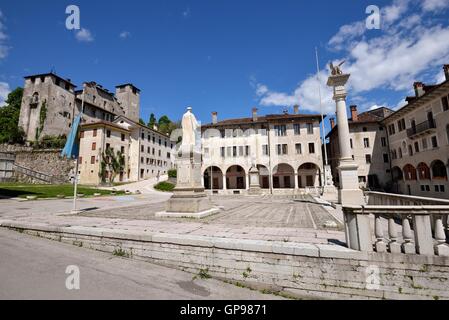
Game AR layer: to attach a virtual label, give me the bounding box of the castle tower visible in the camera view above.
[19,73,76,142]
[115,84,140,123]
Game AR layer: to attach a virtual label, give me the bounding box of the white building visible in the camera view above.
[200,107,324,195]
[327,106,393,190]
[382,65,449,199]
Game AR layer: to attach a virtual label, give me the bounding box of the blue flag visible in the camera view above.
[61,113,82,159]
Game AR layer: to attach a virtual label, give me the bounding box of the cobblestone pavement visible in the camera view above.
[0,194,346,245]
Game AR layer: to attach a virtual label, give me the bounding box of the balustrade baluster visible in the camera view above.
[434,215,449,256]
[401,216,415,254]
[388,217,401,253]
[375,215,386,252]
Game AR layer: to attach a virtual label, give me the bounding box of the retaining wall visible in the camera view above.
[1,221,448,300]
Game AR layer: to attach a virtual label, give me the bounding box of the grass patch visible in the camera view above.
[154,181,175,192]
[112,248,130,258]
[0,183,125,199]
[198,268,211,279]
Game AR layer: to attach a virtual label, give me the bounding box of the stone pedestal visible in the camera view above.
[321,164,338,202]
[327,74,364,206]
[248,166,262,195]
[156,146,220,218]
[338,160,364,205]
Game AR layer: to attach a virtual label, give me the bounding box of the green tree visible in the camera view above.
[0,87,25,144]
[158,115,179,135]
[98,148,126,185]
[139,118,146,125]
[147,113,157,128]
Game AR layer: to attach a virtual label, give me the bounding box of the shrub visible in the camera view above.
[168,169,177,178]
[154,181,175,192]
[33,135,67,149]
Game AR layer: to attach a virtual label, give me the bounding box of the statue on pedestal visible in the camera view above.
[156,107,219,218]
[329,61,346,76]
[181,107,199,151]
[326,62,364,206]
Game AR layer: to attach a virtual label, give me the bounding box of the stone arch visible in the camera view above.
[417,162,431,180]
[203,166,224,190]
[256,164,270,189]
[225,165,246,189]
[391,166,403,182]
[272,163,295,189]
[298,163,321,188]
[431,160,448,180]
[403,164,417,181]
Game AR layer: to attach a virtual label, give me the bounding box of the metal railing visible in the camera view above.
[406,119,436,137]
[12,164,55,183]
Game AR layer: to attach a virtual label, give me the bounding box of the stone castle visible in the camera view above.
[15,72,175,185]
[19,72,140,142]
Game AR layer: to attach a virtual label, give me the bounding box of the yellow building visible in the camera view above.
[78,117,175,185]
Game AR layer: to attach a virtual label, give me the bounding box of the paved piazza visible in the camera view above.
[0,194,346,245]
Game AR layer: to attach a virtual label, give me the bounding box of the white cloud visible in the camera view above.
[75,28,94,42]
[328,0,410,50]
[256,70,335,114]
[435,69,447,83]
[422,0,449,12]
[255,0,449,114]
[0,82,11,106]
[328,21,366,50]
[119,31,131,39]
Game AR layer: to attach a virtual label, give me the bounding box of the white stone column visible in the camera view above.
[245,173,250,190]
[327,73,364,206]
[222,175,227,190]
[294,172,298,189]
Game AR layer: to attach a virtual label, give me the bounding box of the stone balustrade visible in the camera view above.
[343,205,449,256]
[365,191,449,206]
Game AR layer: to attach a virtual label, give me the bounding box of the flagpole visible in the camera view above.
[315,47,329,188]
[72,84,86,213]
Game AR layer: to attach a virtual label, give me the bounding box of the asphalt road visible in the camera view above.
[0,229,280,300]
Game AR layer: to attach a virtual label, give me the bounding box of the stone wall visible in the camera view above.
[3,222,448,300]
[0,144,32,153]
[14,149,74,184]
[0,145,74,184]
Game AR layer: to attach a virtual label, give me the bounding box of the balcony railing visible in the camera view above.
[406,119,436,138]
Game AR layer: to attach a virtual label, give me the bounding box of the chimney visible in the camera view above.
[350,105,358,122]
[252,108,258,122]
[330,117,336,129]
[414,82,425,97]
[444,65,449,81]
[212,112,218,124]
[293,105,299,114]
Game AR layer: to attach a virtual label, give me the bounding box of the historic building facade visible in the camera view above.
[18,72,174,185]
[327,106,393,190]
[78,116,175,185]
[19,72,140,143]
[382,65,449,199]
[200,107,324,194]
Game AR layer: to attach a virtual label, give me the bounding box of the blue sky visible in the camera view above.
[1,0,449,130]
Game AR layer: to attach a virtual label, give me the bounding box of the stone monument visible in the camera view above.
[327,62,364,206]
[321,164,338,202]
[248,165,262,195]
[156,107,220,218]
